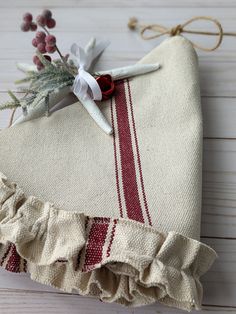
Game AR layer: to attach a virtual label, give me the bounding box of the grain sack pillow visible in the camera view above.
[0,36,217,311]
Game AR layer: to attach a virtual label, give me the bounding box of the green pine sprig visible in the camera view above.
[0,53,76,113]
[0,91,21,111]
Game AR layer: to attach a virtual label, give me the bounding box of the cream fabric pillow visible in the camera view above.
[0,36,216,311]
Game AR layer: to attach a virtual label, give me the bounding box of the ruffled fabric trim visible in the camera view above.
[0,172,217,311]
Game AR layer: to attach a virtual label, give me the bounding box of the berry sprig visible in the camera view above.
[20,10,70,72]
[36,10,56,29]
[21,13,37,32]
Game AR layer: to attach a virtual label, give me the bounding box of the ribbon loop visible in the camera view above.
[71,40,110,100]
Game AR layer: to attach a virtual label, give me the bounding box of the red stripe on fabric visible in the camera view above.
[5,244,21,273]
[83,217,110,272]
[127,80,152,226]
[110,99,123,217]
[114,80,144,223]
[106,219,117,257]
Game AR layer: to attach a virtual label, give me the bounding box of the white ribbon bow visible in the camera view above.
[71,40,110,100]
[70,39,113,135]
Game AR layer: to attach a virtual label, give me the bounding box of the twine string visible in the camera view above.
[128,16,236,51]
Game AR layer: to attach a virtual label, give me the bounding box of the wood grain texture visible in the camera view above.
[0,289,235,314]
[1,0,236,8]
[0,0,235,313]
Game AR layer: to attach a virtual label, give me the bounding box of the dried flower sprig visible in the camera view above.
[0,10,160,134]
[0,10,76,120]
[20,10,71,73]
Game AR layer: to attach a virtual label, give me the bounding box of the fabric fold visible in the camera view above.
[0,172,217,311]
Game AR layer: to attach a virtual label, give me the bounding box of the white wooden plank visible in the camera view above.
[202,238,236,307]
[0,289,233,314]
[0,268,57,293]
[202,97,236,139]
[1,0,236,8]
[0,31,235,58]
[203,139,236,173]
[0,7,235,37]
[201,140,236,238]
[0,7,236,57]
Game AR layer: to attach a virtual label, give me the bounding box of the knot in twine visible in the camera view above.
[128,16,236,51]
[170,24,183,36]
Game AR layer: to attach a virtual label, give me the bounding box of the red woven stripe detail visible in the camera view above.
[106,219,117,257]
[114,80,144,223]
[127,79,152,226]
[5,244,21,273]
[110,98,123,217]
[83,218,110,271]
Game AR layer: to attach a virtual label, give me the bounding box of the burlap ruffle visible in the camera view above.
[0,172,216,311]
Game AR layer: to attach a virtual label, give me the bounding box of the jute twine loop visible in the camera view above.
[128,16,236,51]
[170,24,182,36]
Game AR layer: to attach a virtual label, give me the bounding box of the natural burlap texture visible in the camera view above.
[0,36,216,311]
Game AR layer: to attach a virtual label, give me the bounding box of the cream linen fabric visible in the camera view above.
[0,36,217,311]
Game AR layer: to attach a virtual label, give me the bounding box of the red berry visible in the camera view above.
[32,38,38,47]
[45,35,56,46]
[36,31,46,42]
[44,55,52,62]
[42,9,52,20]
[37,42,46,53]
[46,18,56,29]
[21,22,30,32]
[36,15,46,26]
[33,55,40,65]
[23,12,33,23]
[45,44,56,53]
[30,22,37,31]
[33,56,44,70]
[37,64,44,71]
